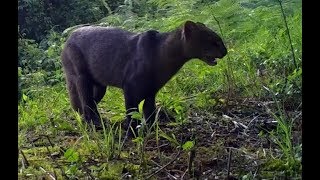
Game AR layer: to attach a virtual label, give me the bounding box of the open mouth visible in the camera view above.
[203,56,218,66]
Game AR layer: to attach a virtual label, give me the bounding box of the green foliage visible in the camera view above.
[18,38,45,74]
[18,85,71,131]
[182,141,195,151]
[64,148,80,163]
[129,111,143,121]
[159,130,180,147]
[18,0,54,41]
[18,31,65,102]
[18,67,23,101]
[261,86,301,177]
[18,0,108,42]
[42,31,65,84]
[64,147,82,178]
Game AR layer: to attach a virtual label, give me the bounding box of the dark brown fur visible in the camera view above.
[61,21,227,132]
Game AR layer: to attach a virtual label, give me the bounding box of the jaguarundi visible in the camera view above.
[61,20,227,133]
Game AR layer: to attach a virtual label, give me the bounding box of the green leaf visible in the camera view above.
[129,111,142,120]
[138,100,144,113]
[22,94,28,102]
[66,164,78,175]
[132,137,143,143]
[159,131,179,146]
[64,148,79,163]
[182,141,194,151]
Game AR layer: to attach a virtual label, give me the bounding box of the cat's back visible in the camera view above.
[67,25,136,46]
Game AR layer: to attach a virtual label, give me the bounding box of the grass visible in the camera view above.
[18,0,302,179]
[261,85,302,178]
[18,82,302,179]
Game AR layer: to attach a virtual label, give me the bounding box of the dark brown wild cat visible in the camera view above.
[61,20,227,134]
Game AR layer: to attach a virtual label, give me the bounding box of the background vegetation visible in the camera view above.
[18,0,302,179]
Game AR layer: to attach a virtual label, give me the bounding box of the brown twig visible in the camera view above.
[247,115,261,128]
[81,161,95,180]
[226,147,255,159]
[146,151,181,179]
[181,169,188,179]
[188,149,196,178]
[41,134,54,148]
[150,160,178,180]
[227,148,232,178]
[42,135,67,179]
[145,143,169,151]
[40,167,56,180]
[19,149,29,168]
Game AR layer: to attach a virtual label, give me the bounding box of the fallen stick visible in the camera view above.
[146,151,181,179]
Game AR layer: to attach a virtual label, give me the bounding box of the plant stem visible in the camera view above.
[277,0,297,69]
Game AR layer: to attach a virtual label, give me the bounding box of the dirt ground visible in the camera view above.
[131,99,302,179]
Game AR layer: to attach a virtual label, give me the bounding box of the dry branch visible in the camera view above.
[146,151,181,179]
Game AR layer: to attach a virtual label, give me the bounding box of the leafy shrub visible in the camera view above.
[18,0,108,42]
[18,38,45,74]
[18,31,65,102]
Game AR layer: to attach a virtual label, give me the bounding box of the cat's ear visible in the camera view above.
[182,20,197,41]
